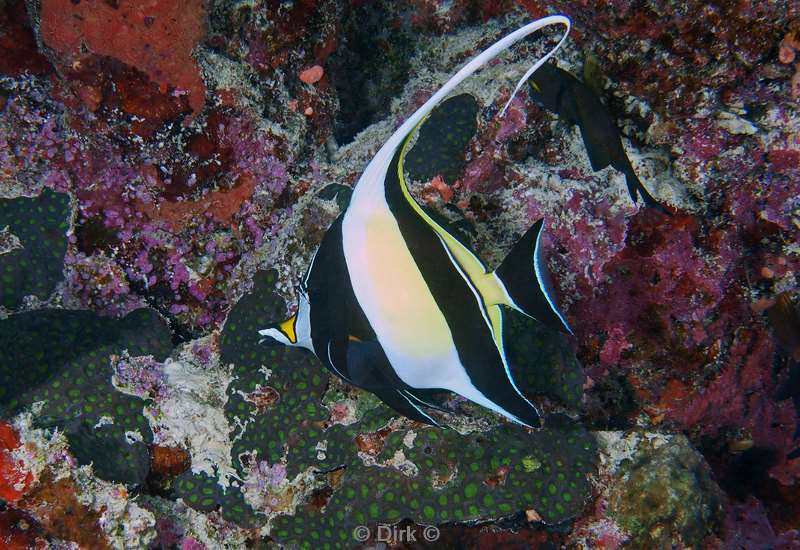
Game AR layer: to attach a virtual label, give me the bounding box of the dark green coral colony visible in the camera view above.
[273,420,595,550]
[506,308,585,409]
[0,189,70,309]
[404,93,479,184]
[0,307,172,485]
[208,270,598,548]
[0,191,173,485]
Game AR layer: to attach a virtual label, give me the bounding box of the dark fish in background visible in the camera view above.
[768,292,800,361]
[528,62,670,214]
[768,292,800,458]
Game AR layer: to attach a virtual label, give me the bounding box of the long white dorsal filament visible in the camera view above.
[497,17,571,117]
[380,15,571,158]
[350,15,571,205]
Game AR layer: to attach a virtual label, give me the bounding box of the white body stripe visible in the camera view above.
[341,166,532,425]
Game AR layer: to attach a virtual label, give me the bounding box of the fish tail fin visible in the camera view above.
[493,219,573,334]
[624,169,672,216]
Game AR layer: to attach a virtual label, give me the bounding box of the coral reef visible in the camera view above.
[605,434,725,548]
[39,0,207,113]
[0,307,173,482]
[1,0,799,547]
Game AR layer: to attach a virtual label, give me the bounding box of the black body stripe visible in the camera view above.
[306,215,351,380]
[384,148,540,426]
[306,215,410,393]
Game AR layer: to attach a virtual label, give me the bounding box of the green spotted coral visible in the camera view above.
[0,189,70,309]
[404,93,479,184]
[271,417,595,549]
[0,308,172,485]
[0,189,175,486]
[506,308,585,409]
[192,269,598,547]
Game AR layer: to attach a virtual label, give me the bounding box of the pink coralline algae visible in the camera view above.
[111,354,167,399]
[721,498,800,549]
[492,95,528,143]
[460,95,531,195]
[545,191,630,293]
[548,141,799,494]
[567,211,727,367]
[1,72,293,331]
[249,461,288,490]
[179,537,207,550]
[242,460,291,514]
[462,152,505,194]
[0,96,72,194]
[64,251,146,317]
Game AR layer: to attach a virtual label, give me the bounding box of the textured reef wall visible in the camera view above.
[1,0,799,548]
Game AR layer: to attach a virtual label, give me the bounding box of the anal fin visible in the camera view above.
[373,388,441,427]
[402,388,451,413]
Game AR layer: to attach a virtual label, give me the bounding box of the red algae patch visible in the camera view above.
[0,422,32,505]
[299,65,325,85]
[0,507,47,550]
[19,475,113,550]
[39,0,207,113]
[150,445,191,477]
[149,173,258,230]
[0,0,52,77]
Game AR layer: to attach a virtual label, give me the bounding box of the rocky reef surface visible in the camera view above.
[1,0,799,548]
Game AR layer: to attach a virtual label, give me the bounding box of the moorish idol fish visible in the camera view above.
[528,62,669,213]
[259,16,572,428]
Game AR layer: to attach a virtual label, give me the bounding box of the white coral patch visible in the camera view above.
[145,343,237,486]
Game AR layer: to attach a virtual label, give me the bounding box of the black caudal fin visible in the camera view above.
[624,169,672,216]
[494,219,572,334]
